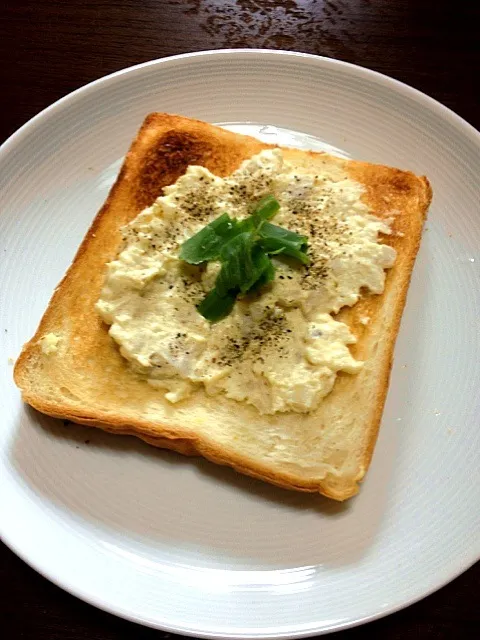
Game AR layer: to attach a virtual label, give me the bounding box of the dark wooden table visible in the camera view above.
[2,1,478,638]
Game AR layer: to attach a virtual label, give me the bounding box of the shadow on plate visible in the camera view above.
[10,403,397,571]
[10,252,430,571]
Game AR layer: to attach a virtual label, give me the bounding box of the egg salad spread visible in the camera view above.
[96,150,396,414]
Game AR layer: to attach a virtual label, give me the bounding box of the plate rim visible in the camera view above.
[1,48,479,156]
[1,49,479,639]
[2,528,478,640]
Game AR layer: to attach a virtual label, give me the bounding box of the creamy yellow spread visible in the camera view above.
[96,150,396,414]
[38,332,61,355]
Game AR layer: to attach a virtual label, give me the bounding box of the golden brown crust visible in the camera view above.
[343,166,431,475]
[14,113,432,501]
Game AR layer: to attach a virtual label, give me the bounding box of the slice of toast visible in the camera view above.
[14,113,431,500]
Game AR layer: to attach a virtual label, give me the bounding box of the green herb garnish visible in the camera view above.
[250,194,280,225]
[179,212,237,264]
[258,222,310,265]
[197,288,236,322]
[180,195,308,321]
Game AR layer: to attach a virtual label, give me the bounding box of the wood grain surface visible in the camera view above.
[2,1,479,638]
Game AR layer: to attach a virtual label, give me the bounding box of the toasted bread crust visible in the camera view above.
[14,114,431,500]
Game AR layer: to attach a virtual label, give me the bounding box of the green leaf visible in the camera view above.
[216,233,254,296]
[179,194,309,321]
[209,212,239,237]
[197,288,237,322]
[179,199,282,265]
[179,226,220,264]
[179,213,238,264]
[258,222,308,249]
[215,234,275,296]
[245,254,276,293]
[251,195,280,225]
[260,239,310,264]
[241,246,274,293]
[235,217,256,234]
[258,222,310,264]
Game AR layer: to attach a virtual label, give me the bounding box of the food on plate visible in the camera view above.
[14,114,431,500]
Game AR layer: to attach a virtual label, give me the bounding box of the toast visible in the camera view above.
[14,114,432,501]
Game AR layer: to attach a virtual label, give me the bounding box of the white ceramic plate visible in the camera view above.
[1,50,479,639]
